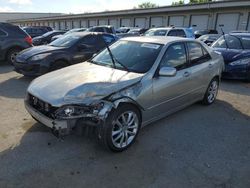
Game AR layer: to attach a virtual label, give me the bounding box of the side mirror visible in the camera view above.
[159,67,177,77]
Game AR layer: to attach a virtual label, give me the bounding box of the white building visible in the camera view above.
[7,0,250,33]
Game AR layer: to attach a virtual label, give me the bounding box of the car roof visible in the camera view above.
[69,32,112,37]
[229,33,250,37]
[148,27,189,31]
[121,36,195,45]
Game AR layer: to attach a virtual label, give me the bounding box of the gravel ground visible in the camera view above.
[0,64,250,188]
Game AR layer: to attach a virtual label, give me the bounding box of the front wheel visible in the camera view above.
[202,78,219,105]
[98,104,141,152]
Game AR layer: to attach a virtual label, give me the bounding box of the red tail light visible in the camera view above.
[25,36,32,45]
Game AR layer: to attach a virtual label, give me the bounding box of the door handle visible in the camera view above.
[183,71,191,77]
[208,63,213,68]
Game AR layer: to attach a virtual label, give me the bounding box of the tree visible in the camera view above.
[172,0,185,5]
[136,2,158,9]
[189,0,213,3]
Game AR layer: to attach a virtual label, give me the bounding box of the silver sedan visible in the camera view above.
[25,36,224,152]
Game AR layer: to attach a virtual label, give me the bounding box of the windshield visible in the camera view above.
[212,34,250,49]
[144,29,168,36]
[49,34,81,47]
[91,40,163,73]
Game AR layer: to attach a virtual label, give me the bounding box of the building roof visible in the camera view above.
[7,0,250,23]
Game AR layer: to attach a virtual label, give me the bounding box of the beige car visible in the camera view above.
[25,36,224,152]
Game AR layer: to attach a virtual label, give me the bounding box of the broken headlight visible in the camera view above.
[55,102,104,119]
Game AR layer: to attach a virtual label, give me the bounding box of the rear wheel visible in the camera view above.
[98,104,141,152]
[202,78,219,105]
[7,48,21,65]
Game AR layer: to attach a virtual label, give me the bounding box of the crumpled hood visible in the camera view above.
[18,45,65,60]
[214,48,250,64]
[28,62,143,107]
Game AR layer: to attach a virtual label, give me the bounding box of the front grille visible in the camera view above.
[28,93,58,119]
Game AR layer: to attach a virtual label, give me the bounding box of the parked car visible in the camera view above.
[51,28,87,41]
[117,28,148,38]
[144,27,195,38]
[24,36,224,152]
[116,27,136,33]
[0,22,32,64]
[212,33,250,81]
[22,26,53,38]
[14,32,118,76]
[194,29,218,38]
[32,30,66,45]
[198,34,221,46]
[87,25,116,34]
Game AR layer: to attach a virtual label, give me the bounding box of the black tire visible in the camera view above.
[202,78,219,105]
[50,60,68,72]
[98,104,141,152]
[7,48,21,65]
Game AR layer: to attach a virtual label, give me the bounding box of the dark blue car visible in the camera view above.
[212,33,250,81]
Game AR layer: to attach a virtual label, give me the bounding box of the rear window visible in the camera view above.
[144,29,168,36]
[168,29,186,37]
[212,35,250,49]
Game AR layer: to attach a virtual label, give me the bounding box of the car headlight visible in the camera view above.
[230,58,250,66]
[30,53,51,61]
[55,103,104,119]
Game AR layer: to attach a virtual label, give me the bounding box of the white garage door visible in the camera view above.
[190,15,209,31]
[73,20,80,28]
[49,22,54,28]
[98,19,107,25]
[109,19,118,29]
[54,22,60,30]
[216,13,240,34]
[60,21,65,30]
[121,18,131,27]
[66,21,72,30]
[150,17,163,28]
[169,16,184,27]
[89,20,97,27]
[80,20,87,28]
[135,18,146,28]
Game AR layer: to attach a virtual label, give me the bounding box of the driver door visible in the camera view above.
[151,42,194,116]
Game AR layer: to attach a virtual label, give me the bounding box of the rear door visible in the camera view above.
[151,42,195,115]
[186,41,214,96]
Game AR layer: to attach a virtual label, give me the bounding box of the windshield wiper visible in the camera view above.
[100,36,129,72]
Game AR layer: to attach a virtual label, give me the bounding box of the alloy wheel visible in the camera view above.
[111,111,139,149]
[207,80,218,103]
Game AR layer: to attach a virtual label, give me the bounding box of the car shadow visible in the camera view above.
[0,76,33,98]
[0,63,14,74]
[220,80,250,97]
[0,100,249,188]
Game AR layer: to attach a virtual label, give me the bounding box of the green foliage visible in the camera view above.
[172,0,185,5]
[136,2,158,9]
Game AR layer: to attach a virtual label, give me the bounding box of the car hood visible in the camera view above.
[27,62,144,107]
[213,48,250,64]
[18,45,66,60]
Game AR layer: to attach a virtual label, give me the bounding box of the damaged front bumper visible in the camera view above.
[24,101,113,137]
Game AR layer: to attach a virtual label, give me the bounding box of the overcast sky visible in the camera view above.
[0,0,190,13]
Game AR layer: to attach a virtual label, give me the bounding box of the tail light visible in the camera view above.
[25,36,32,45]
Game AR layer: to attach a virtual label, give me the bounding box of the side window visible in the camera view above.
[94,28,105,32]
[187,42,211,65]
[176,30,186,37]
[0,29,7,36]
[167,30,176,36]
[81,35,97,45]
[160,43,187,70]
[102,34,115,44]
